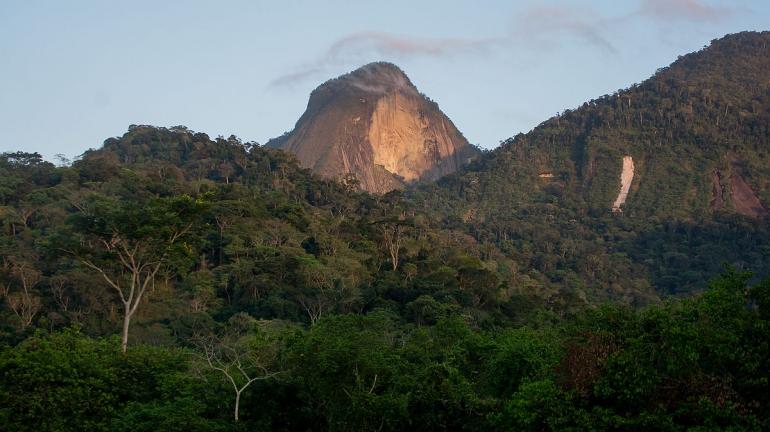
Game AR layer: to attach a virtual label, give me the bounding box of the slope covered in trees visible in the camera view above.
[0,125,534,345]
[1,269,768,430]
[1,32,770,431]
[415,31,770,298]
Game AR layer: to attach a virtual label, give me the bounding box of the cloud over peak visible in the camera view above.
[270,32,499,88]
[639,0,731,23]
[269,0,737,88]
[327,32,495,59]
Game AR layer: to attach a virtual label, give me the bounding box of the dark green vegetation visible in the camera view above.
[1,270,769,430]
[418,31,770,300]
[1,32,770,430]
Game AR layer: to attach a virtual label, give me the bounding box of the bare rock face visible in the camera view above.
[727,158,768,219]
[611,156,634,213]
[267,62,478,193]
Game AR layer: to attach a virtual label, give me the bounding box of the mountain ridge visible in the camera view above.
[413,31,770,297]
[430,31,770,213]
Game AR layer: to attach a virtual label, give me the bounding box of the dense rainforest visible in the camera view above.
[1,31,770,431]
[418,31,770,299]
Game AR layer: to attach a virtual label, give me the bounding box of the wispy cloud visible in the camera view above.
[512,5,618,54]
[268,67,325,88]
[269,0,737,88]
[638,0,731,23]
[270,32,499,88]
[327,32,496,59]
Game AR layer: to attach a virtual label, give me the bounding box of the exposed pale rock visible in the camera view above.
[266,62,477,193]
[612,156,634,212]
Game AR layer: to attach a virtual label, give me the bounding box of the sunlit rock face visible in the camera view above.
[267,62,477,193]
[612,156,635,212]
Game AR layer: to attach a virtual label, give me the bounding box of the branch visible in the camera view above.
[130,262,163,316]
[169,222,194,244]
[200,343,239,392]
[77,258,127,304]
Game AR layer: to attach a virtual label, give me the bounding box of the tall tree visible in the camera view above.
[0,259,42,329]
[67,194,206,352]
[193,314,282,422]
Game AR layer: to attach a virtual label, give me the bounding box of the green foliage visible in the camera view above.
[484,327,561,397]
[111,398,230,432]
[0,329,192,432]
[286,312,409,430]
[493,380,583,431]
[1,31,770,431]
[415,31,770,301]
[0,269,768,430]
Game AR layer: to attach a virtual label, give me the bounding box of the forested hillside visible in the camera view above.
[0,125,535,342]
[416,31,770,298]
[1,32,770,431]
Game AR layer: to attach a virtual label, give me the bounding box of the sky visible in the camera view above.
[1,0,768,161]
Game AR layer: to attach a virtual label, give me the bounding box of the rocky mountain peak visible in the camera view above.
[268,63,478,193]
[322,62,414,94]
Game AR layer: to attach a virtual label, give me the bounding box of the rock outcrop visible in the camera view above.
[267,62,478,193]
[728,158,767,219]
[612,156,635,212]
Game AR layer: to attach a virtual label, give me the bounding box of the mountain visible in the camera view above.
[266,62,478,193]
[3,32,770,431]
[415,31,770,298]
[3,126,769,431]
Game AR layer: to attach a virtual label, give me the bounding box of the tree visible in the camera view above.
[376,216,411,271]
[0,329,196,432]
[287,312,409,430]
[0,260,42,329]
[193,314,282,422]
[0,151,47,168]
[292,255,339,325]
[67,194,206,352]
[341,172,361,193]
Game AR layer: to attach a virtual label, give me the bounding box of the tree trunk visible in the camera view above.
[234,391,241,422]
[121,306,131,353]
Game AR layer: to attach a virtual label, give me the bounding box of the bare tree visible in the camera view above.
[49,275,70,312]
[296,261,336,325]
[193,321,280,422]
[402,262,418,283]
[2,261,42,329]
[67,195,204,353]
[76,236,169,353]
[380,221,406,271]
[341,172,361,193]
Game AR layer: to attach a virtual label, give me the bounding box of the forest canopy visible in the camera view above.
[2,31,770,431]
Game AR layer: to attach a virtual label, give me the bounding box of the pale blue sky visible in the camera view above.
[1,0,768,160]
